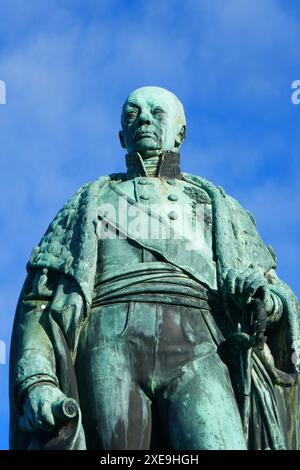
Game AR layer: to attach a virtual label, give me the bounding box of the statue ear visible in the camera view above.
[175,125,186,148]
[119,131,126,149]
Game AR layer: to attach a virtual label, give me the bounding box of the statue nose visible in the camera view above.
[139,112,151,125]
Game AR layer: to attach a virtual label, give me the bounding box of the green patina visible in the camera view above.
[9,86,300,450]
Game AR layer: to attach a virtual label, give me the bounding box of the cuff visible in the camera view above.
[267,292,283,323]
[17,374,59,402]
[14,349,58,400]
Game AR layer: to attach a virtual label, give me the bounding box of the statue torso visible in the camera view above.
[92,176,218,307]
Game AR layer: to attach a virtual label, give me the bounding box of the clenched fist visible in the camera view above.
[224,268,273,313]
[20,384,67,432]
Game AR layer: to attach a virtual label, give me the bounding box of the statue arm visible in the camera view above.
[12,267,84,402]
[11,268,85,436]
[12,269,59,404]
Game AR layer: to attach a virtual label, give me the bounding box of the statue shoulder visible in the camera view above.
[28,175,111,270]
[182,172,216,190]
[73,172,125,198]
[182,172,229,199]
[183,173,276,270]
[60,173,125,208]
[28,173,127,269]
[71,174,112,198]
[183,172,257,227]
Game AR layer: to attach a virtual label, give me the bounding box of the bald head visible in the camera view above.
[119,86,186,157]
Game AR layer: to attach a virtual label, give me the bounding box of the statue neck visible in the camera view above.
[125,151,182,179]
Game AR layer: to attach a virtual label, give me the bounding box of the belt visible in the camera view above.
[92,281,222,312]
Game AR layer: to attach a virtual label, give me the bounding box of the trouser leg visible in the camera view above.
[156,352,247,450]
[81,364,152,450]
[77,301,246,450]
[76,302,152,450]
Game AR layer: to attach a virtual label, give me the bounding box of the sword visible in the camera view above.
[227,298,268,445]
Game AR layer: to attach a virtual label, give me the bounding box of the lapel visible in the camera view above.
[97,179,218,290]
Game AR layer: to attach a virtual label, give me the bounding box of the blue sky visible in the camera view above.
[1,0,300,450]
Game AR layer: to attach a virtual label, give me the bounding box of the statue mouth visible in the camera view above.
[134,127,157,142]
[135,133,155,141]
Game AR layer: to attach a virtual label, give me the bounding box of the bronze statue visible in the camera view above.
[10,86,300,450]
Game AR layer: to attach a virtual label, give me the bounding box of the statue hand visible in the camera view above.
[20,383,68,432]
[224,268,273,314]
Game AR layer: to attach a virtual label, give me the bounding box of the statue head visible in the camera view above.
[119,86,186,157]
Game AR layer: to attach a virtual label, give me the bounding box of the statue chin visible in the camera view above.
[128,135,178,158]
[130,143,178,158]
[138,149,164,158]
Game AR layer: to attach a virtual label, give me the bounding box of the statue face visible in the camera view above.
[120,86,186,156]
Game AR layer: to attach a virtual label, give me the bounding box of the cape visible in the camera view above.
[9,172,300,450]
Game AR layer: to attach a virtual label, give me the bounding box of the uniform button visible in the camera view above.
[140,194,150,200]
[167,179,176,185]
[138,179,149,185]
[168,211,178,220]
[168,194,178,201]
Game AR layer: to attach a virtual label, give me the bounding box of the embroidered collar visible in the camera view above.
[125,152,182,179]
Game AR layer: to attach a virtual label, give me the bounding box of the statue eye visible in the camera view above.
[152,107,165,118]
[126,109,138,121]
